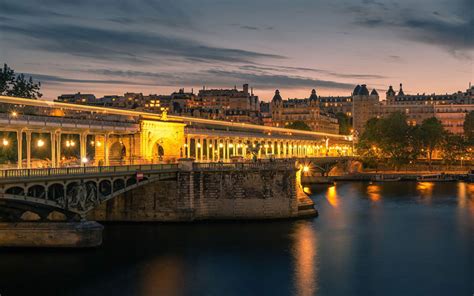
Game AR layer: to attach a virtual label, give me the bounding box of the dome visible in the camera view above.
[358,84,369,96]
[309,89,318,101]
[370,89,379,96]
[353,85,361,96]
[386,85,396,96]
[272,89,282,102]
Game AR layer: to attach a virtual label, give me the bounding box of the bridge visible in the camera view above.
[0,96,354,247]
[0,96,353,169]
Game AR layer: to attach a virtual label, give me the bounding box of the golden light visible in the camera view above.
[2,138,9,146]
[96,141,102,147]
[219,143,224,148]
[303,165,310,173]
[37,139,45,147]
[11,111,18,117]
[90,140,95,146]
[229,143,234,148]
[209,144,213,148]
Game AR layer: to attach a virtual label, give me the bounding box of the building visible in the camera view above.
[319,96,353,117]
[352,85,379,133]
[352,83,474,134]
[270,89,339,134]
[197,84,259,111]
[57,93,97,104]
[386,83,474,105]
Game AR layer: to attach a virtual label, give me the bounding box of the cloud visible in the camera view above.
[0,23,285,64]
[74,67,356,91]
[239,64,386,80]
[26,73,156,86]
[349,0,473,56]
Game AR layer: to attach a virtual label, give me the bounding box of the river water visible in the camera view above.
[0,181,473,296]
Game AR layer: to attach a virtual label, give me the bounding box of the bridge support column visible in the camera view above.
[80,132,87,165]
[55,132,62,167]
[104,134,110,166]
[16,129,23,169]
[50,132,56,168]
[26,131,31,169]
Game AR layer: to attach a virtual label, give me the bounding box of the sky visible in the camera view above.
[0,0,472,101]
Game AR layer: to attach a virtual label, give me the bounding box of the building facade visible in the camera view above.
[270,89,339,134]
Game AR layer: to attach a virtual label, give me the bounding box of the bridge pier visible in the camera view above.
[0,221,103,248]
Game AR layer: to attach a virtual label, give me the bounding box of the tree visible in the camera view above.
[357,112,415,170]
[419,117,445,167]
[0,63,42,99]
[440,133,466,168]
[464,111,474,143]
[286,121,311,131]
[335,112,351,135]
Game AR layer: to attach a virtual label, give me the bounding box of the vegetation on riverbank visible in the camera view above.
[357,112,473,170]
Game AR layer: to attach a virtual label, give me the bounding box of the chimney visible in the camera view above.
[243,84,249,95]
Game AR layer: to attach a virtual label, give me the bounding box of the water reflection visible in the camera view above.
[416,182,434,201]
[458,182,474,214]
[366,184,381,202]
[325,186,340,208]
[292,221,318,296]
[140,256,184,296]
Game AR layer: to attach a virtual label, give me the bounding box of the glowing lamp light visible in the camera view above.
[2,138,9,146]
[229,143,234,148]
[37,139,45,147]
[197,143,201,148]
[96,141,102,147]
[11,111,18,117]
[219,143,224,148]
[303,166,310,173]
[81,157,89,164]
[209,144,213,148]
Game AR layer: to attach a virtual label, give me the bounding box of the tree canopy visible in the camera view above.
[335,112,351,135]
[419,117,445,165]
[0,64,42,99]
[464,111,474,143]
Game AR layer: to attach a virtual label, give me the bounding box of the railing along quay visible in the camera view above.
[0,164,179,179]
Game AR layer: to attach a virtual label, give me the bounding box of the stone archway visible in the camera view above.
[110,141,126,164]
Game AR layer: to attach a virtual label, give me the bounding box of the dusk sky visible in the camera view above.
[1,0,472,101]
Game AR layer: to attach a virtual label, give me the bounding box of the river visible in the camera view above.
[0,181,473,296]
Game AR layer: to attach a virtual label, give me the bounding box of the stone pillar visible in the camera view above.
[186,135,191,158]
[199,137,204,161]
[50,132,56,168]
[56,132,62,167]
[26,131,31,169]
[104,133,110,166]
[80,132,87,165]
[206,138,210,162]
[16,129,22,169]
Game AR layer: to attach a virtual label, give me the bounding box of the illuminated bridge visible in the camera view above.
[0,96,356,246]
[0,96,353,169]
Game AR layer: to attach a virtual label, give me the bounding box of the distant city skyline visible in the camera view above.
[1,0,472,101]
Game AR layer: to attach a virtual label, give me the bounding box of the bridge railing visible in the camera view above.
[0,164,179,179]
[193,160,296,171]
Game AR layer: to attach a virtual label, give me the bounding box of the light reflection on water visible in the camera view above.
[293,222,317,296]
[366,184,381,202]
[325,185,340,208]
[0,182,472,295]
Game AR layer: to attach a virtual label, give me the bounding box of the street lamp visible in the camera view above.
[11,111,18,118]
[81,157,88,167]
[37,139,45,147]
[2,138,9,146]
